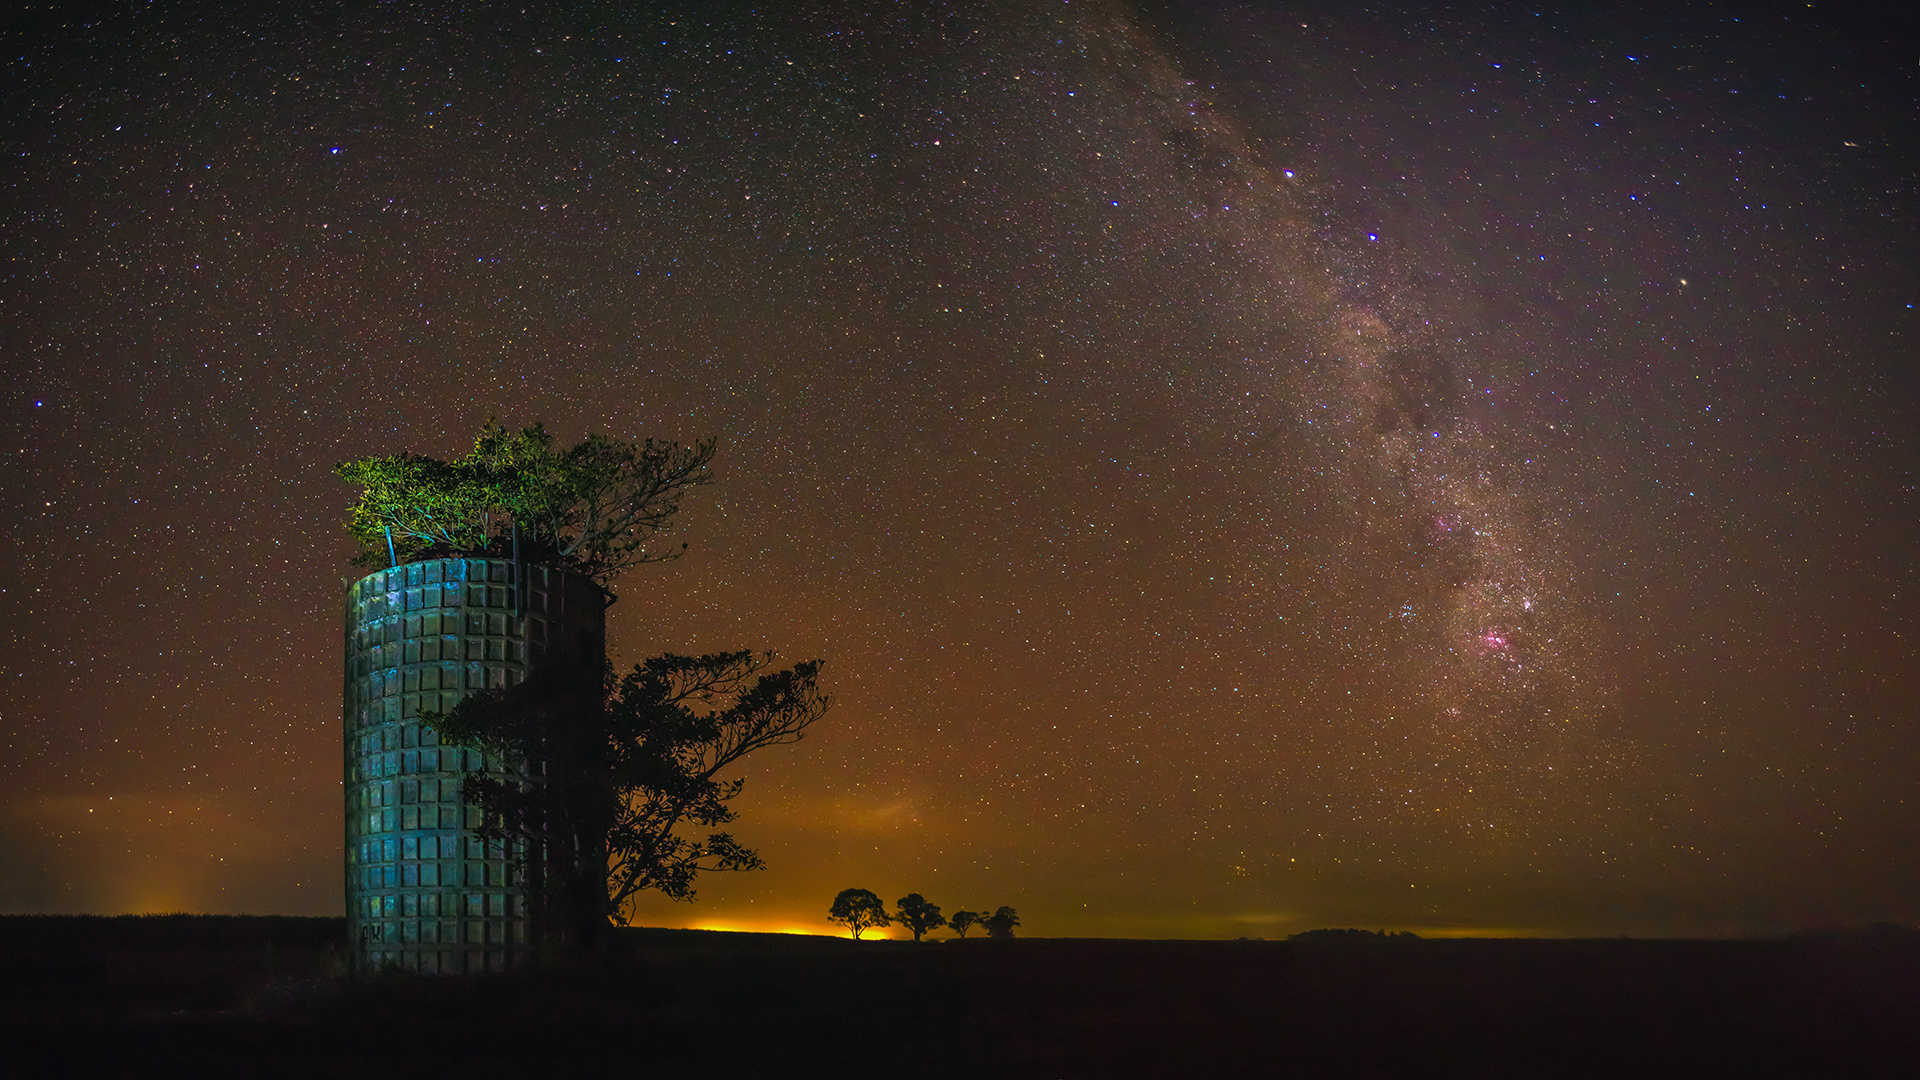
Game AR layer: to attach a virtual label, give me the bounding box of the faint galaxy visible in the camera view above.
[2,0,1915,937]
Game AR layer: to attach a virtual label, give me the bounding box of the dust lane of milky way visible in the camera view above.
[2,0,1915,938]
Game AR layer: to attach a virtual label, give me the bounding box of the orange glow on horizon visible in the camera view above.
[669,916,900,940]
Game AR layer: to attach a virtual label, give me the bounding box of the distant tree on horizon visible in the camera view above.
[828,888,891,940]
[984,906,1020,939]
[894,894,946,941]
[1288,928,1421,941]
[948,910,981,938]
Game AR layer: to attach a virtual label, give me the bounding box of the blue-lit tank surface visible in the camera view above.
[343,558,605,973]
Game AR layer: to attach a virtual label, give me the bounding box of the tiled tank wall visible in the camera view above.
[343,558,604,973]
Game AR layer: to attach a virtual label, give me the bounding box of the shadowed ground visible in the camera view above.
[2,916,1915,1077]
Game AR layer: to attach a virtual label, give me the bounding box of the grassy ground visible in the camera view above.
[2,916,1915,1077]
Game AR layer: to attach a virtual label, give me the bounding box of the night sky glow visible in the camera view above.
[3,0,1916,939]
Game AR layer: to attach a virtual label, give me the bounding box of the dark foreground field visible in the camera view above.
[2,916,1916,1078]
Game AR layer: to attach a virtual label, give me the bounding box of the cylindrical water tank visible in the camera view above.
[342,557,605,973]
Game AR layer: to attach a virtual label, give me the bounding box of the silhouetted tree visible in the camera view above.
[894,894,946,941]
[828,889,891,940]
[984,906,1020,939]
[1287,928,1421,942]
[599,653,829,915]
[426,626,607,952]
[948,910,981,938]
[433,647,830,951]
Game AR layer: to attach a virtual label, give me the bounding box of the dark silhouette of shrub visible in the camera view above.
[1287,928,1421,941]
[894,894,946,941]
[984,906,1020,939]
[827,888,891,939]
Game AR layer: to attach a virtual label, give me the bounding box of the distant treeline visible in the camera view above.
[1289,928,1422,942]
[0,914,347,954]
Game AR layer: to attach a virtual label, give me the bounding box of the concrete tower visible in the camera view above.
[343,557,604,973]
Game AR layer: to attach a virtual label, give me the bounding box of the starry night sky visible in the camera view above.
[3,0,1915,938]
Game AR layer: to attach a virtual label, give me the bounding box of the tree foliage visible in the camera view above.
[337,420,715,585]
[601,652,828,915]
[984,906,1021,939]
[828,889,891,940]
[1287,928,1422,942]
[894,894,946,942]
[429,644,829,948]
[948,910,981,938]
